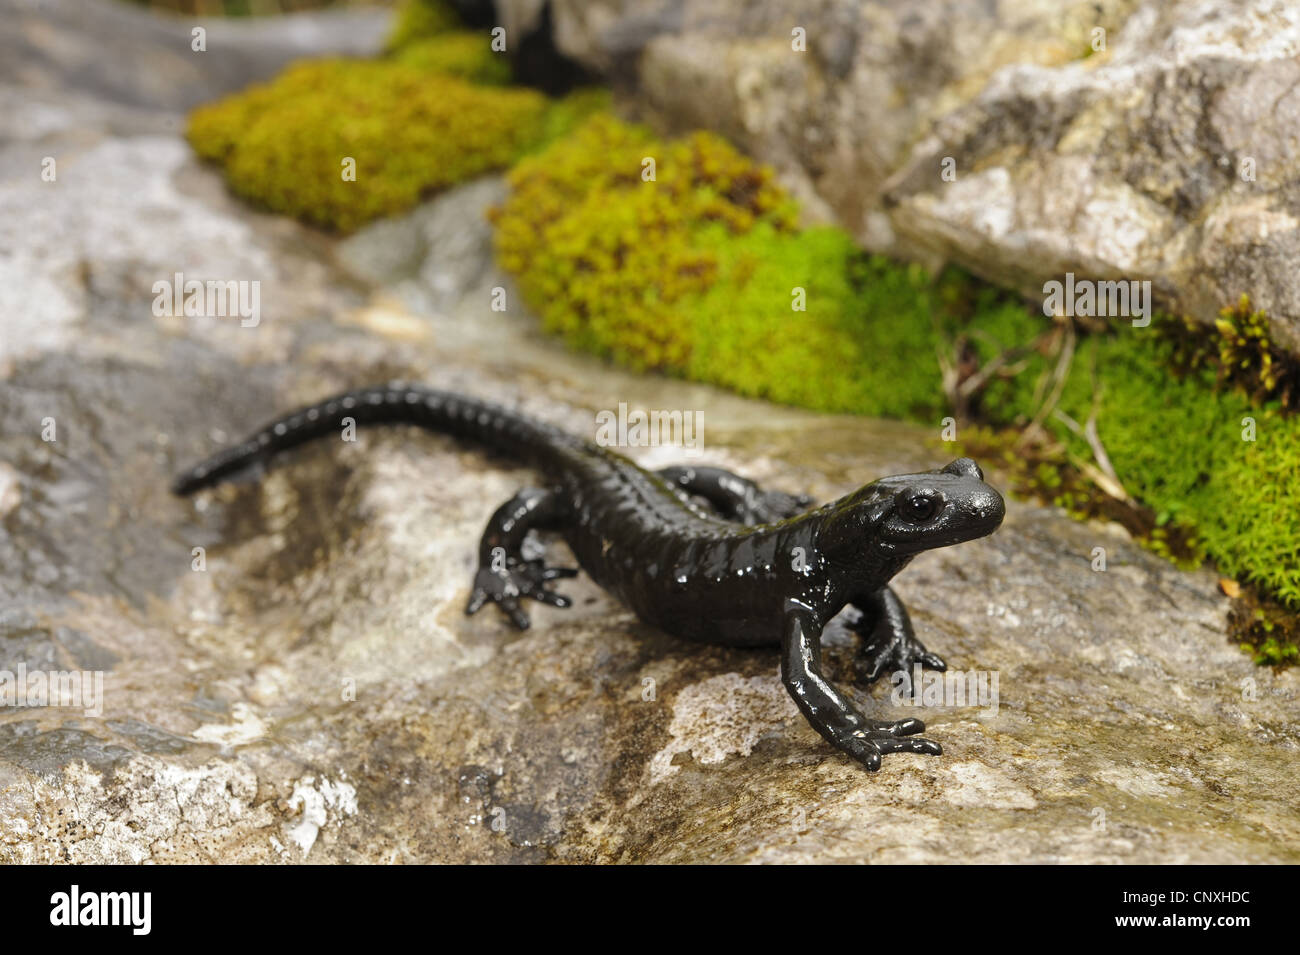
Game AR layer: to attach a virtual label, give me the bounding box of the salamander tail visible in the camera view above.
[171,383,572,495]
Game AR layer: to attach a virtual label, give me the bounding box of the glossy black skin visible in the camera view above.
[174,384,1006,772]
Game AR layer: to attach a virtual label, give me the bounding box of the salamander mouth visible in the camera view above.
[938,511,1003,545]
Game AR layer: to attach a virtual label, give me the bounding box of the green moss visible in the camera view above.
[972,313,1300,607]
[690,228,952,417]
[386,0,462,53]
[393,33,513,85]
[1164,294,1300,409]
[531,88,614,151]
[492,114,1030,417]
[493,115,792,366]
[1250,636,1300,666]
[188,59,549,232]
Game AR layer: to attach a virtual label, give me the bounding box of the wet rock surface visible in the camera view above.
[1,0,391,112]
[517,0,1300,352]
[1,1,1298,864]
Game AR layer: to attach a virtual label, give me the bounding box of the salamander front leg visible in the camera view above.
[465,487,577,630]
[781,601,942,771]
[657,465,812,524]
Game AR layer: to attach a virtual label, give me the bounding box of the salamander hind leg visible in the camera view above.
[465,487,577,630]
[782,601,942,772]
[657,465,812,525]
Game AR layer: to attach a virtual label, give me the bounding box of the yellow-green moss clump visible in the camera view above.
[494,115,792,372]
[394,33,512,85]
[1166,295,1300,409]
[188,0,608,236]
[188,59,548,232]
[492,114,1028,418]
[385,0,508,83]
[385,0,462,53]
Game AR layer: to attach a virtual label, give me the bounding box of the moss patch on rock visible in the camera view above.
[186,0,608,234]
[491,114,1030,419]
[1165,295,1300,410]
[385,0,462,53]
[392,32,513,85]
[186,10,607,237]
[188,59,549,232]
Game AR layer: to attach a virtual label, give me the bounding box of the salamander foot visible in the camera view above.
[465,558,578,630]
[831,719,943,773]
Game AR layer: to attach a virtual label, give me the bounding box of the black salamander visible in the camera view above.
[173,384,1005,772]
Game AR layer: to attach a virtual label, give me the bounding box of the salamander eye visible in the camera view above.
[896,489,942,524]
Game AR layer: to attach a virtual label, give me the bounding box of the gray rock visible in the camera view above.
[508,0,1300,351]
[336,177,509,315]
[1,0,1297,864]
[0,0,392,112]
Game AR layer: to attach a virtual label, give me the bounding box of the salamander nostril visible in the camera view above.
[975,489,1006,525]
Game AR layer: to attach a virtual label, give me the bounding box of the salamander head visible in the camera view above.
[821,458,1005,560]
